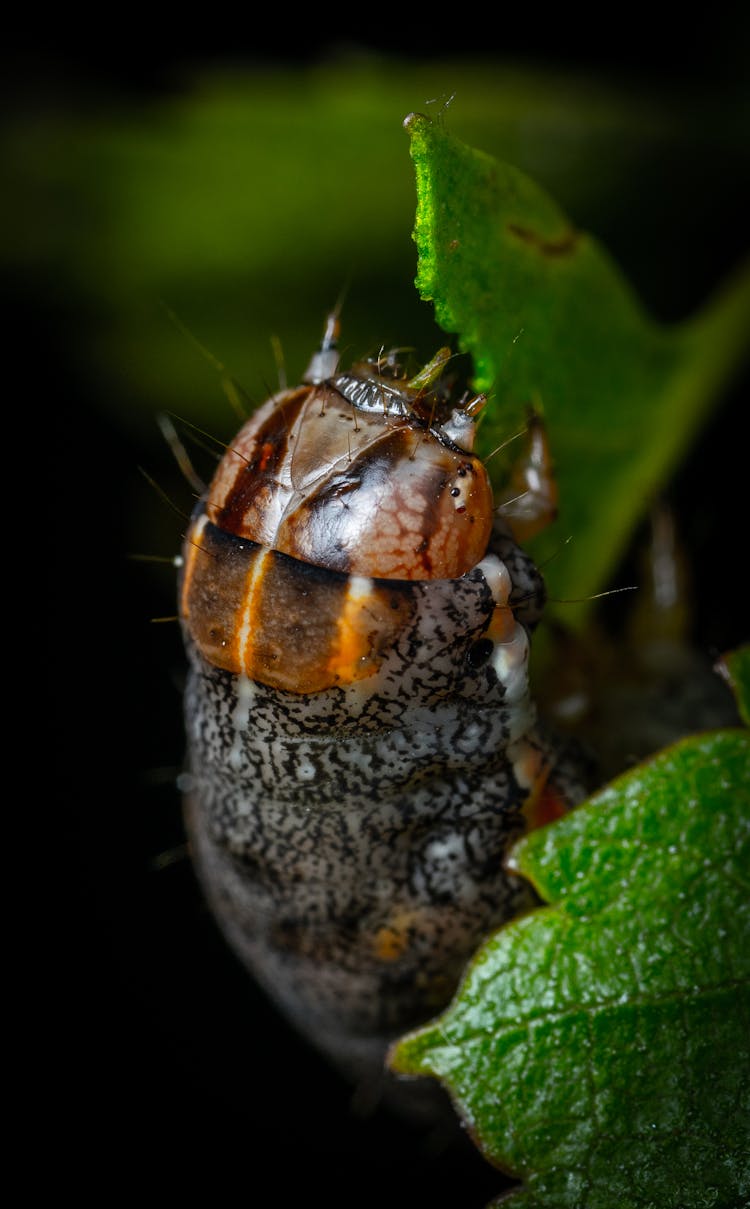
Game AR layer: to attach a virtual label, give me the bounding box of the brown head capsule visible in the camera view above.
[205,348,493,581]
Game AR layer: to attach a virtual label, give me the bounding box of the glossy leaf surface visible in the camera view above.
[391,727,750,1208]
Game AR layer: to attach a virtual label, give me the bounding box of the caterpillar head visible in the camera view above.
[205,323,494,582]
[180,321,541,697]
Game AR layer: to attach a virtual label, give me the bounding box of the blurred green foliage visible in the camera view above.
[6,57,747,435]
[6,55,748,633]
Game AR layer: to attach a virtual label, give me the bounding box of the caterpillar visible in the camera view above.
[179,317,584,1085]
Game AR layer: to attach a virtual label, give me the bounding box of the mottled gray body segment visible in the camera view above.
[183,523,571,1078]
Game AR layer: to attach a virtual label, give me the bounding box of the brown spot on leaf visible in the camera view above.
[507,222,578,257]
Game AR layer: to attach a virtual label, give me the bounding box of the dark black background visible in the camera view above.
[15,17,749,1206]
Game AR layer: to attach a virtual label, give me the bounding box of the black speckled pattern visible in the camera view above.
[183,520,579,1079]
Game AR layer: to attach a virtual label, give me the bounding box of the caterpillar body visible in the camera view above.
[179,320,583,1082]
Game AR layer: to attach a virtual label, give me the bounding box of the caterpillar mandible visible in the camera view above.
[179,316,584,1084]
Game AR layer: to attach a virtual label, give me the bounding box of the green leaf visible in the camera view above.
[390,729,750,1209]
[404,113,750,624]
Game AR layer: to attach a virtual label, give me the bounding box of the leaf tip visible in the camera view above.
[386,1034,417,1077]
[386,1024,439,1078]
[403,111,436,161]
[402,111,429,133]
[504,832,534,882]
[715,643,750,726]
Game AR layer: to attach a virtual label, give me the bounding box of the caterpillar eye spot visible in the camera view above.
[467,638,494,668]
[179,318,586,1088]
